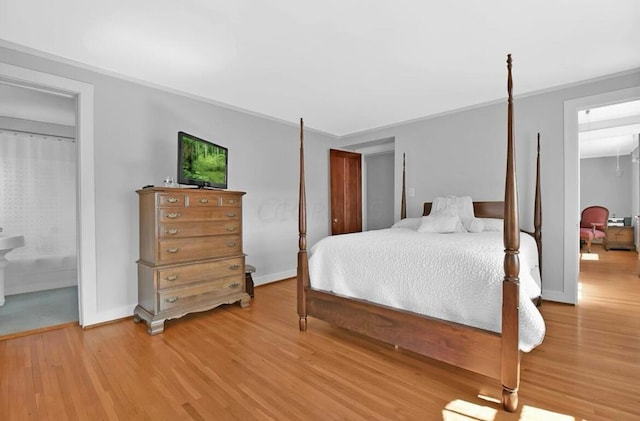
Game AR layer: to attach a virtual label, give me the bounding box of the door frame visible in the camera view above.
[563,86,640,304]
[356,142,395,231]
[0,62,97,326]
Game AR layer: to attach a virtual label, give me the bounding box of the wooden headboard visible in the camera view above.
[423,201,505,219]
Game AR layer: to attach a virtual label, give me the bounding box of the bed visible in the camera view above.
[296,55,543,412]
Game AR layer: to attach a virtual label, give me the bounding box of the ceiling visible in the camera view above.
[1,1,639,136]
[578,100,640,159]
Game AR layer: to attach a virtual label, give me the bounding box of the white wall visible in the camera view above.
[580,155,632,218]
[341,68,640,303]
[0,45,337,324]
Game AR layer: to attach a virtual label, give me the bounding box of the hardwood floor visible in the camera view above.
[1,246,638,420]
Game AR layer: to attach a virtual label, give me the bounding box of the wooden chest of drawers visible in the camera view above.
[134,187,250,334]
[606,226,635,250]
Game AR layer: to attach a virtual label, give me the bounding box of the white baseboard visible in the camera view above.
[253,269,296,286]
[542,289,576,305]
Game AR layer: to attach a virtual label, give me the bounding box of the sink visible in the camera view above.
[0,235,24,306]
[0,235,25,255]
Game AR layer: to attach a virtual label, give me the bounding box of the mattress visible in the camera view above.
[308,229,545,352]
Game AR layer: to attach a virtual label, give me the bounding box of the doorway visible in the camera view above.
[564,86,640,304]
[0,82,79,336]
[0,62,97,328]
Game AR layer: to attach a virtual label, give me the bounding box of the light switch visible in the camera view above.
[408,187,415,197]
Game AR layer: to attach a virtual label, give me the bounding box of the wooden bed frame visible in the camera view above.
[296,55,542,412]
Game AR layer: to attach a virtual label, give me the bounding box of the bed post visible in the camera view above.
[401,153,407,219]
[502,54,520,412]
[297,118,309,331]
[534,133,542,276]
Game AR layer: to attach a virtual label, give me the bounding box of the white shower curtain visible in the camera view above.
[0,129,77,274]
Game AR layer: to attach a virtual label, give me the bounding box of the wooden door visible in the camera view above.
[330,149,362,235]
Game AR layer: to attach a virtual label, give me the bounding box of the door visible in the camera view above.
[330,149,362,234]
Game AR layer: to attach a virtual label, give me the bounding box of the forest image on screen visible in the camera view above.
[182,136,227,185]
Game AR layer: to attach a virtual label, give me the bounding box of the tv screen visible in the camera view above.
[177,131,228,189]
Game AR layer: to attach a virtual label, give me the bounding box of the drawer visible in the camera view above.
[157,193,186,207]
[158,275,245,311]
[159,221,241,239]
[158,207,240,222]
[220,195,242,207]
[608,228,633,241]
[158,235,242,264]
[157,257,244,289]
[188,193,221,207]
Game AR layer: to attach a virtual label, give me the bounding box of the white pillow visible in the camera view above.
[465,217,485,233]
[432,196,474,219]
[391,217,422,230]
[417,215,462,233]
[480,218,504,232]
[431,196,475,232]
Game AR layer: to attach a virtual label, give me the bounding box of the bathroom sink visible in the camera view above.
[0,235,25,257]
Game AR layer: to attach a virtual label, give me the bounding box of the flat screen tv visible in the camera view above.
[177,131,228,189]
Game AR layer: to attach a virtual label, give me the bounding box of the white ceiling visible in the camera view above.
[1,0,639,136]
[578,100,640,159]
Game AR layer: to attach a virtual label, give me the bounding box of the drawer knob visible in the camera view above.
[165,274,178,281]
[226,241,236,247]
[228,264,240,270]
[167,197,178,203]
[229,283,240,289]
[166,212,181,219]
[167,247,181,254]
[226,212,236,217]
[166,228,179,235]
[227,199,236,204]
[199,198,209,203]
[166,296,179,303]
[225,226,237,231]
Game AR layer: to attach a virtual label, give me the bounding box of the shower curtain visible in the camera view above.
[0,129,77,294]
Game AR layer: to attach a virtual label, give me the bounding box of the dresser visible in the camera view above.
[134,187,250,334]
[606,226,635,251]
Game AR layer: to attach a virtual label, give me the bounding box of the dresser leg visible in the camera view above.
[147,319,165,335]
[240,296,251,308]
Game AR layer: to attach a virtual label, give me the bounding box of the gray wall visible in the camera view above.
[341,68,640,301]
[0,45,337,319]
[365,152,394,230]
[580,155,632,218]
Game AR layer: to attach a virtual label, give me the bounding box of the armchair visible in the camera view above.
[580,206,609,252]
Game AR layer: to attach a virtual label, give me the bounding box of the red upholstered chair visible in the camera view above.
[579,206,609,252]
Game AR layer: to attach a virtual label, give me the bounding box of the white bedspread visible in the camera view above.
[308,229,545,352]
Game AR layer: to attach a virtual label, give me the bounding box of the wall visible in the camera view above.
[0,45,337,324]
[365,152,394,230]
[580,155,632,218]
[341,68,640,302]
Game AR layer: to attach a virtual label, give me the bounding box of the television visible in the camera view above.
[177,131,228,189]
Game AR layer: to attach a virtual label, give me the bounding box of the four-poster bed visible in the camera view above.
[296,55,543,412]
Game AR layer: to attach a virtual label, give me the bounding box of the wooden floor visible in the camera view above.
[1,245,639,420]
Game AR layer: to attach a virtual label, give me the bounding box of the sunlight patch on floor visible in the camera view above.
[580,253,600,261]
[520,405,576,420]
[443,399,497,420]
[443,399,578,421]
